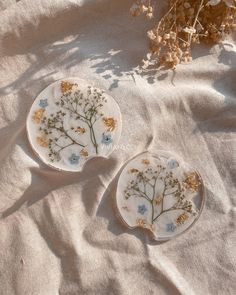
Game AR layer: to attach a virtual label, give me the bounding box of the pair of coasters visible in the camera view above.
[27,78,204,241]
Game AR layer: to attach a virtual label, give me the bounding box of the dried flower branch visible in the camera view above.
[55,86,106,154]
[130,0,236,69]
[124,164,197,225]
[40,110,86,162]
[39,86,106,162]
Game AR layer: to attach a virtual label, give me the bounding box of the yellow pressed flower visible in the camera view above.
[153,196,162,206]
[76,127,86,134]
[176,212,189,225]
[60,81,77,94]
[142,159,150,165]
[137,218,154,231]
[80,149,88,157]
[103,117,116,132]
[36,134,49,148]
[136,218,147,227]
[32,108,45,124]
[183,172,201,192]
[129,168,139,174]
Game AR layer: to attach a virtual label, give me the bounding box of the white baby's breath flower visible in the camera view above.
[146,12,153,19]
[142,59,150,69]
[146,53,152,60]
[156,35,162,43]
[140,5,148,13]
[170,31,176,39]
[207,0,221,5]
[147,30,156,40]
[163,33,170,40]
[207,0,235,6]
[182,26,196,34]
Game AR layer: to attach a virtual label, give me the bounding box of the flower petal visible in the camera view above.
[207,0,221,5]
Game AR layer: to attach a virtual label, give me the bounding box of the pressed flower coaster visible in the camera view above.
[116,151,204,241]
[27,78,122,172]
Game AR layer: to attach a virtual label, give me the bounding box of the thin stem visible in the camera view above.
[83,120,98,154]
[149,171,160,224]
[90,120,98,154]
[153,208,180,223]
[150,178,157,224]
[53,126,85,148]
[189,0,205,46]
[143,180,147,196]
[151,201,155,223]
[153,201,191,223]
[156,0,179,31]
[62,95,99,154]
[152,175,180,223]
[55,142,75,153]
[178,37,189,44]
[129,192,152,203]
[193,0,204,28]
[130,186,152,203]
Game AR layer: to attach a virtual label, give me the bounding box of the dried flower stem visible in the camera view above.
[39,87,106,161]
[188,0,205,45]
[57,87,105,154]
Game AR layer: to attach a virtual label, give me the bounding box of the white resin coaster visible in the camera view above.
[116,151,204,241]
[27,78,122,171]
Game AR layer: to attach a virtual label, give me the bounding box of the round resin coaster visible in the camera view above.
[116,151,204,241]
[27,78,122,171]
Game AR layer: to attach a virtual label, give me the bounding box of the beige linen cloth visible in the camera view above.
[0,0,236,294]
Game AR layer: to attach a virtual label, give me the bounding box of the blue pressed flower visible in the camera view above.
[39,99,48,108]
[167,159,179,169]
[166,222,176,232]
[138,204,148,215]
[68,153,80,165]
[102,133,113,145]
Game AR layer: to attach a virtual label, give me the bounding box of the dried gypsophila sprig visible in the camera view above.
[130,0,236,69]
[130,0,154,19]
[38,86,106,162]
[124,164,197,225]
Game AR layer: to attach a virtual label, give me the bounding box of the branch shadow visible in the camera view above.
[1,156,117,219]
[0,0,158,218]
[217,43,236,67]
[0,0,154,95]
[213,44,236,106]
[1,0,235,96]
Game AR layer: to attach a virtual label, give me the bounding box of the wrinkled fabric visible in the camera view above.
[0,0,235,294]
